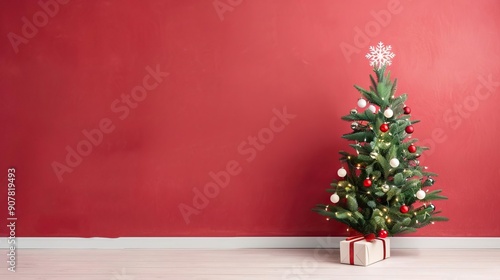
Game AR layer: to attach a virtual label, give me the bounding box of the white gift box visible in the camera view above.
[340,237,390,266]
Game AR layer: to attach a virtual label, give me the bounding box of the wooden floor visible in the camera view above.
[2,249,499,279]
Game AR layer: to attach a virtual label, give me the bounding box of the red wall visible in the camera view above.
[1,0,500,237]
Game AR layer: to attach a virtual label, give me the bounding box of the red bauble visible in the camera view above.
[378,229,388,238]
[380,123,389,132]
[400,205,409,213]
[408,144,417,153]
[403,106,411,114]
[363,178,372,187]
[405,125,414,134]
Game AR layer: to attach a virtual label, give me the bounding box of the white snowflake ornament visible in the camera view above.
[366,42,395,69]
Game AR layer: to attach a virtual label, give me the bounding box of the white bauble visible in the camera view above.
[383,108,394,118]
[389,158,400,168]
[368,104,377,113]
[337,167,347,177]
[357,98,367,108]
[330,193,340,203]
[416,190,426,200]
[382,184,390,192]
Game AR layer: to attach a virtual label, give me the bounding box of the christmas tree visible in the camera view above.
[314,42,448,237]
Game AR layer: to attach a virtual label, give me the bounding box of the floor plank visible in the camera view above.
[1,249,499,279]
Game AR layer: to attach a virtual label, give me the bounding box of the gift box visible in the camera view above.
[340,236,390,266]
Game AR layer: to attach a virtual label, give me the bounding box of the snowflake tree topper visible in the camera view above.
[365,42,395,69]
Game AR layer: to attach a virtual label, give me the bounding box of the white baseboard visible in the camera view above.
[1,237,500,249]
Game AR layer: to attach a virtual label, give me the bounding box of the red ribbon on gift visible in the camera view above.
[346,234,387,265]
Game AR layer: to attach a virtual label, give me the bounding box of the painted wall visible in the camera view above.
[1,0,499,237]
